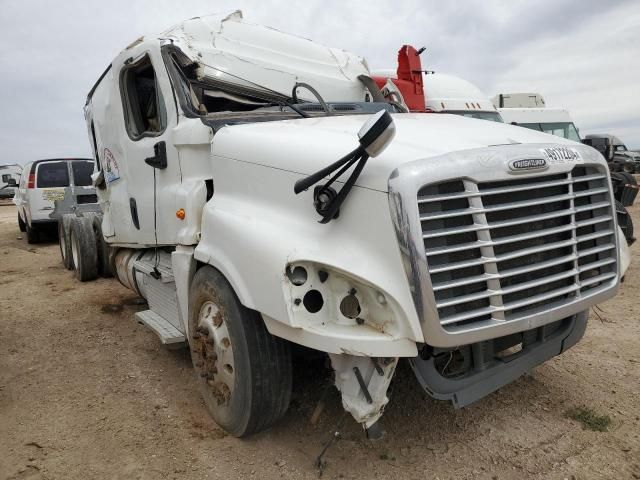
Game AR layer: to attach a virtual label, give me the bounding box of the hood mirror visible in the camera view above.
[294,110,396,223]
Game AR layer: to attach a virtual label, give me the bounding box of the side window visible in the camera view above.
[71,161,94,186]
[120,55,167,140]
[1,174,10,183]
[37,162,69,188]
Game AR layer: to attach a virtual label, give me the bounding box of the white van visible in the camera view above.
[14,158,95,243]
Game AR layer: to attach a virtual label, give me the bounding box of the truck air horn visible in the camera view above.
[294,109,396,223]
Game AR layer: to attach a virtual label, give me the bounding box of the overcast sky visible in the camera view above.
[1,0,638,165]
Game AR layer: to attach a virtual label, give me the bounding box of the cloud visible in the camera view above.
[487,1,640,147]
[0,0,638,165]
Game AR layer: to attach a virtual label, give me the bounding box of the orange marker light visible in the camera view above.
[176,208,186,220]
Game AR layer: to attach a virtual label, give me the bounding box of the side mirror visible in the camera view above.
[357,109,396,157]
[293,110,396,223]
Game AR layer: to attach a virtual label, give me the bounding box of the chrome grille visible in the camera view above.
[417,166,617,330]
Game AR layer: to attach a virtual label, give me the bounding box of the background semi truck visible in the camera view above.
[371,45,502,122]
[67,13,627,438]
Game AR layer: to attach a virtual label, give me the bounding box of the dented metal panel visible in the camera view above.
[161,11,369,104]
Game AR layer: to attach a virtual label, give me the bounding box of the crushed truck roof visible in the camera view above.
[88,11,370,105]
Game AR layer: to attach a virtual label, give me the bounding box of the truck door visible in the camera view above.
[115,51,182,245]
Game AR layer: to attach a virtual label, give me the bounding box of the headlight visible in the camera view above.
[283,261,407,336]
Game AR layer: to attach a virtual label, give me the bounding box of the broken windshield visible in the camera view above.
[161,45,391,123]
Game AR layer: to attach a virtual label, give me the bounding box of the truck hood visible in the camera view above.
[211,113,581,192]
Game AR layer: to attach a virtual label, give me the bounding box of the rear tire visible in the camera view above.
[188,266,292,437]
[26,224,39,244]
[91,215,112,277]
[18,213,26,232]
[69,216,98,282]
[58,215,74,270]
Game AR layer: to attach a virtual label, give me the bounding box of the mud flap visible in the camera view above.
[410,311,588,408]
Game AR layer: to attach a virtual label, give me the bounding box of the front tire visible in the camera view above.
[188,266,292,437]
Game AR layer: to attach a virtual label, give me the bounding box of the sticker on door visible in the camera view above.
[104,148,121,183]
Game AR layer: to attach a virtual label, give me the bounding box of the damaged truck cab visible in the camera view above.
[85,12,624,437]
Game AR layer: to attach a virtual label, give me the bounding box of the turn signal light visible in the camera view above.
[27,174,35,189]
[176,208,186,220]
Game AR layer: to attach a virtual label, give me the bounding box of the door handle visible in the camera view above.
[144,141,167,170]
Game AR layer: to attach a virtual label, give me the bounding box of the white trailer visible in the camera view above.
[0,164,22,199]
[74,12,627,438]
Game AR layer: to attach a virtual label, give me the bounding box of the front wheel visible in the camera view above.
[188,266,292,437]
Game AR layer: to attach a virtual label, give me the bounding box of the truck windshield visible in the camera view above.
[444,110,504,123]
[518,122,581,142]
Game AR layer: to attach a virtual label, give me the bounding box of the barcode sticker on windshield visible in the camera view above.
[540,147,583,164]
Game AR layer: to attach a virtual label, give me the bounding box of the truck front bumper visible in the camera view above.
[410,310,588,408]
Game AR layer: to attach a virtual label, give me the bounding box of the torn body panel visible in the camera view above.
[162,11,370,115]
[329,354,398,429]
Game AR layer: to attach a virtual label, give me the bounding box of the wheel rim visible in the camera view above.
[193,301,235,405]
[71,230,79,270]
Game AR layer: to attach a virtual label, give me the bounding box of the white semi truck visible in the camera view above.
[74,12,628,437]
[493,92,582,142]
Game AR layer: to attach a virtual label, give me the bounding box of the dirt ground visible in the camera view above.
[0,201,639,480]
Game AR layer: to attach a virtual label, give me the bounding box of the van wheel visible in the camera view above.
[26,224,39,244]
[91,215,112,277]
[70,216,98,282]
[18,213,26,232]
[58,215,74,270]
[189,266,292,437]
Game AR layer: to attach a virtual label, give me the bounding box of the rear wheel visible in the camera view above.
[70,216,98,282]
[188,266,292,437]
[26,224,39,244]
[91,215,112,277]
[58,215,74,270]
[18,213,26,232]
